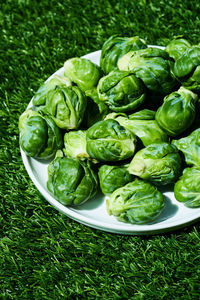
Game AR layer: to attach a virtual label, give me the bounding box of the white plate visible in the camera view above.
[21,47,200,235]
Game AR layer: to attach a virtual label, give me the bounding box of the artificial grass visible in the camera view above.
[0,0,200,299]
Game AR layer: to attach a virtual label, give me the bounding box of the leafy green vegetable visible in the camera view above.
[118,47,177,98]
[64,57,102,92]
[32,75,71,106]
[155,87,198,136]
[174,167,200,208]
[165,37,191,61]
[86,119,136,162]
[97,70,146,112]
[98,164,134,195]
[100,35,147,74]
[128,142,181,185]
[172,128,200,167]
[63,130,89,160]
[106,110,168,146]
[47,152,98,206]
[43,86,87,130]
[19,108,63,160]
[107,179,165,224]
[173,46,200,92]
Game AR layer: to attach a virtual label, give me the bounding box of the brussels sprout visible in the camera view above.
[47,152,98,206]
[118,47,177,98]
[86,119,136,162]
[128,142,181,185]
[165,37,191,61]
[63,130,89,160]
[19,108,63,160]
[107,179,165,224]
[97,70,146,112]
[100,35,147,74]
[98,164,134,195]
[83,88,110,128]
[174,167,200,208]
[173,46,200,92]
[155,87,198,136]
[32,75,71,107]
[44,86,87,130]
[63,57,102,92]
[105,110,168,147]
[172,128,200,167]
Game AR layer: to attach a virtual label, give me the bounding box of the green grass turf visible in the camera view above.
[1,0,200,298]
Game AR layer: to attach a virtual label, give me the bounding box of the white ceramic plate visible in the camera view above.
[21,47,200,235]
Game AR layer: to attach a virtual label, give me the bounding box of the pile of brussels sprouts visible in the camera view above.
[19,35,200,225]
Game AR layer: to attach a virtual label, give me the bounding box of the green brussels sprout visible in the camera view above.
[83,88,110,128]
[105,110,168,147]
[98,164,134,195]
[118,47,177,98]
[32,75,71,107]
[44,86,87,130]
[47,152,98,206]
[155,87,198,136]
[174,167,200,208]
[107,179,165,224]
[63,130,89,160]
[128,142,181,185]
[63,57,102,92]
[172,128,200,168]
[165,37,191,61]
[19,108,63,160]
[86,119,136,162]
[173,46,200,92]
[97,70,146,112]
[100,35,147,74]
